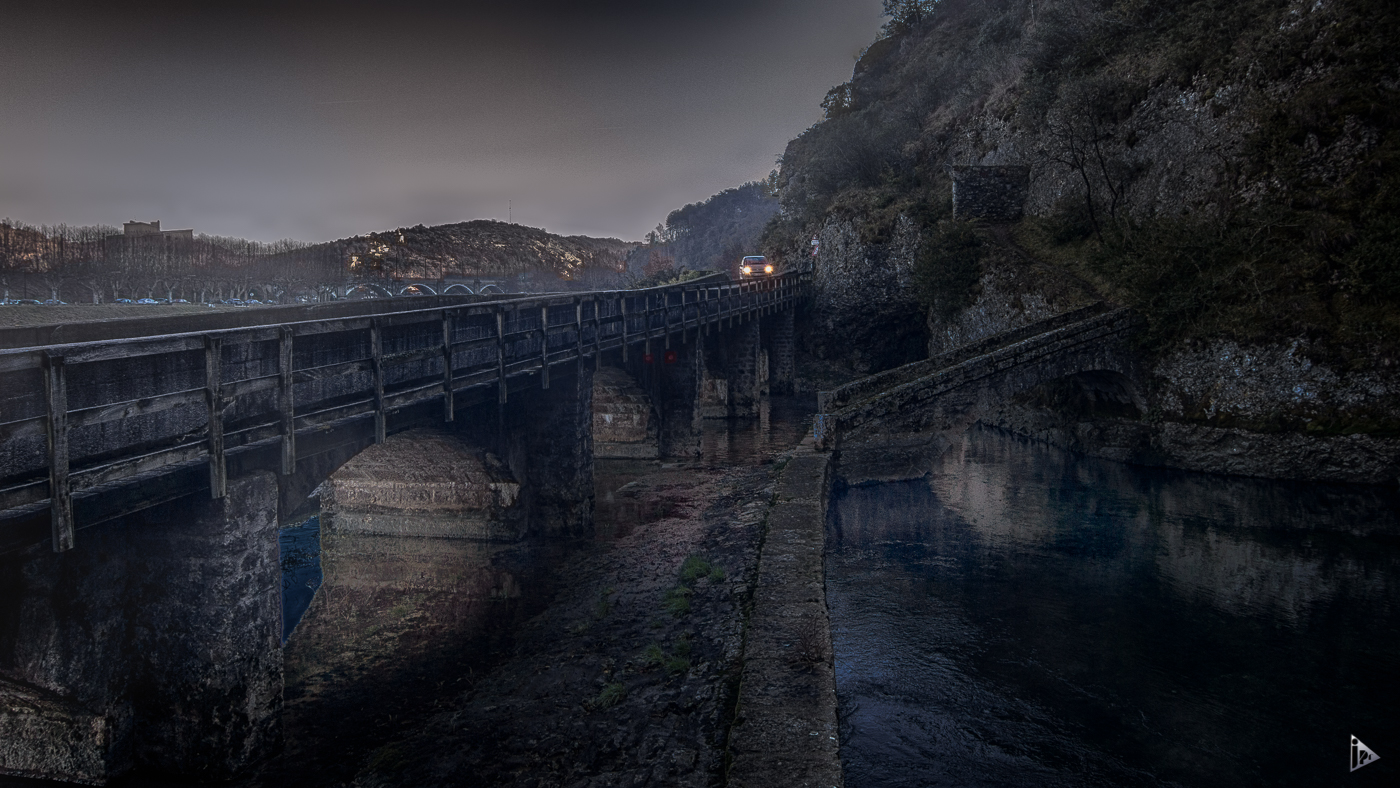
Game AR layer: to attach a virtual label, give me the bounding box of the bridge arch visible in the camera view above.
[442,283,474,295]
[345,283,392,299]
[477,284,505,295]
[822,307,1144,465]
[400,283,437,296]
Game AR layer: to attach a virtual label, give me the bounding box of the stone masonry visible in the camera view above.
[0,471,283,783]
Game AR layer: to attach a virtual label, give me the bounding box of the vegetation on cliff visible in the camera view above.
[658,181,780,276]
[765,0,1400,357]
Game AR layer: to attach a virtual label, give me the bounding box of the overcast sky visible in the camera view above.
[0,1,885,243]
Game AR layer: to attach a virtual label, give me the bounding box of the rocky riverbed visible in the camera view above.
[223,436,806,788]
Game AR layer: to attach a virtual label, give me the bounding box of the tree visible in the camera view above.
[882,0,937,36]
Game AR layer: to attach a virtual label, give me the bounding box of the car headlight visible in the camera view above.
[764,265,773,274]
[741,266,751,275]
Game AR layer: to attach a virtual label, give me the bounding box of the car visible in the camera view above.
[137,298,158,304]
[115,298,135,304]
[739,255,774,278]
[43,299,66,305]
[172,299,189,304]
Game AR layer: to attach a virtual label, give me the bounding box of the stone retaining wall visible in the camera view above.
[728,438,842,787]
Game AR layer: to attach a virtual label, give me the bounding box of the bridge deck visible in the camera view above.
[0,274,809,553]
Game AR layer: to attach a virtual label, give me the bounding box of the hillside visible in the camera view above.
[764,0,1400,482]
[285,220,637,285]
[661,182,780,274]
[766,0,1400,361]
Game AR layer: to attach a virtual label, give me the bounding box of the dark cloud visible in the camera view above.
[0,1,884,241]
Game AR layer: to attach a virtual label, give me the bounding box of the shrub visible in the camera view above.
[913,220,985,320]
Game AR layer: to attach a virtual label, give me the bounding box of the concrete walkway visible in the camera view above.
[728,437,842,788]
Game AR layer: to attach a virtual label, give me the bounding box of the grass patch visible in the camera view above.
[641,638,693,676]
[364,743,408,774]
[912,219,985,320]
[641,642,667,669]
[663,586,692,617]
[680,556,714,584]
[593,681,627,709]
[594,588,614,620]
[663,655,691,675]
[680,555,726,584]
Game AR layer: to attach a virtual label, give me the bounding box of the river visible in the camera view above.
[827,423,1399,787]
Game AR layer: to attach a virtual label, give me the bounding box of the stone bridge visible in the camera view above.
[814,303,1144,481]
[0,272,806,783]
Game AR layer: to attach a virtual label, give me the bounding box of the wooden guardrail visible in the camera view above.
[0,273,810,552]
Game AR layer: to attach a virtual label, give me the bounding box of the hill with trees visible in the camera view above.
[0,218,637,302]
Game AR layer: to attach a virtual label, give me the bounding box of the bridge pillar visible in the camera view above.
[701,317,767,418]
[654,333,704,457]
[765,308,796,395]
[501,364,595,537]
[593,365,659,458]
[0,470,283,782]
[739,318,769,415]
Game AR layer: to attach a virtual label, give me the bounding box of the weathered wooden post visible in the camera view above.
[204,335,226,500]
[540,303,550,390]
[43,352,72,552]
[278,327,296,474]
[370,318,385,443]
[496,307,507,405]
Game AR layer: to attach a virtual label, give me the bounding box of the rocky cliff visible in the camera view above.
[770,0,1400,483]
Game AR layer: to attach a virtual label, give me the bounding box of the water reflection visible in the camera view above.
[828,424,1400,787]
[279,515,323,642]
[699,395,815,467]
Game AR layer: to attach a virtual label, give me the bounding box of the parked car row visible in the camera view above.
[0,298,284,306]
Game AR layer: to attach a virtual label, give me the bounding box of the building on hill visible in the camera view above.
[104,220,195,270]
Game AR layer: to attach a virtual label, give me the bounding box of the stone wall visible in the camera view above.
[320,429,523,540]
[504,365,595,538]
[0,471,282,782]
[592,365,658,458]
[765,309,796,395]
